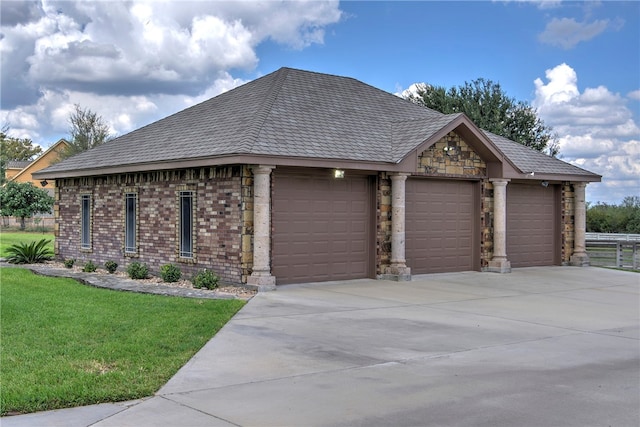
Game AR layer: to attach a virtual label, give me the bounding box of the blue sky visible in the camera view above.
[1,0,638,203]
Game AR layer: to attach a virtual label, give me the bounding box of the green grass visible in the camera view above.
[0,267,245,415]
[0,232,54,258]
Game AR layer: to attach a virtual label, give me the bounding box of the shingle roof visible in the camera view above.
[38,67,599,180]
[483,130,598,177]
[37,68,462,174]
[7,161,31,169]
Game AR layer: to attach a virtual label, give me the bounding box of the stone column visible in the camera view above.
[247,165,276,290]
[488,179,511,273]
[570,182,590,266]
[384,173,411,281]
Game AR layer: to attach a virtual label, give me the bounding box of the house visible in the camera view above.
[5,138,69,193]
[4,138,69,227]
[34,68,600,289]
[5,160,32,181]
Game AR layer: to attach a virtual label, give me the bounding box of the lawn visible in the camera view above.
[0,267,245,415]
[0,231,54,257]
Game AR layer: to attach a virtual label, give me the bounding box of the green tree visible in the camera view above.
[404,79,559,156]
[0,126,43,184]
[59,104,113,160]
[0,181,54,230]
[586,196,640,234]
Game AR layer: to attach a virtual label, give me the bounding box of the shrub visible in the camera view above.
[64,258,76,268]
[160,264,181,283]
[5,239,53,264]
[192,269,219,290]
[104,261,118,274]
[82,260,97,273]
[127,261,149,280]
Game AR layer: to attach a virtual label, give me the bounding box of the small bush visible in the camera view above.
[192,269,219,290]
[64,258,76,268]
[82,260,97,273]
[160,264,181,283]
[5,239,53,264]
[104,261,118,274]
[127,261,149,280]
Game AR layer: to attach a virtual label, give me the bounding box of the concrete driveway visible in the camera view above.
[5,267,639,427]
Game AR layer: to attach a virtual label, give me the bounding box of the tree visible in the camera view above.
[0,126,43,184]
[586,196,640,234]
[59,104,113,160]
[404,79,559,156]
[0,181,54,230]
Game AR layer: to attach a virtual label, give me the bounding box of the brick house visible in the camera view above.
[35,68,600,289]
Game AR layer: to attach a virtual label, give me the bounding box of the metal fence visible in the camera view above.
[585,233,640,270]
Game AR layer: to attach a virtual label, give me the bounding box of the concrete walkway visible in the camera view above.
[3,267,639,426]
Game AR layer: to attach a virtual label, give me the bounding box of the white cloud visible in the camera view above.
[533,63,640,204]
[1,71,247,145]
[538,17,610,49]
[1,0,342,143]
[628,90,640,101]
[495,0,562,10]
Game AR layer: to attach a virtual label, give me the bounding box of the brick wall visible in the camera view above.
[240,166,254,283]
[376,172,392,275]
[561,182,575,264]
[480,180,494,269]
[56,167,245,284]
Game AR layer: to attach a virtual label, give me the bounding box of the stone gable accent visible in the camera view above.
[417,132,487,177]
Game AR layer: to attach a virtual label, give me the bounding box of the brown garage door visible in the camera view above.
[272,170,373,285]
[406,179,479,274]
[507,183,559,267]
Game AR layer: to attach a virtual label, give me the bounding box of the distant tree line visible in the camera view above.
[586,196,640,234]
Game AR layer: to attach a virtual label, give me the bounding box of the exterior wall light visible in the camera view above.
[541,181,549,187]
[334,169,345,179]
[443,145,458,156]
[40,180,48,187]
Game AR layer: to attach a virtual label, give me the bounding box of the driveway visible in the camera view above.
[5,267,639,426]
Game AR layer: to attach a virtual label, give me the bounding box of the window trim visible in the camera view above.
[176,186,196,262]
[80,193,92,251]
[124,188,139,256]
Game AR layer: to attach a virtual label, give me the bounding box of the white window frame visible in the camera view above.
[124,191,138,255]
[178,190,195,260]
[80,194,92,250]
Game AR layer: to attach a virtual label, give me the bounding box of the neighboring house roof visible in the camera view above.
[35,68,600,182]
[6,161,31,169]
[10,139,69,184]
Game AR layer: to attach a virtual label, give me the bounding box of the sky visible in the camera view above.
[1,0,638,204]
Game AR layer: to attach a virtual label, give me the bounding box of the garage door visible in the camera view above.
[507,183,559,267]
[406,179,478,274]
[272,170,373,285]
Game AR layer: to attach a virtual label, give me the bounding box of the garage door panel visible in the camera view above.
[507,184,558,267]
[273,171,372,284]
[406,179,478,274]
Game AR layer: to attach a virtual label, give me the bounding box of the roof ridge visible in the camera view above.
[241,67,290,152]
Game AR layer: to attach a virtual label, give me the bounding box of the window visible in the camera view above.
[125,192,137,254]
[179,190,194,259]
[81,194,91,250]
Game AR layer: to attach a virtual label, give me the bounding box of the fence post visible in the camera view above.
[616,242,623,268]
[634,242,639,270]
